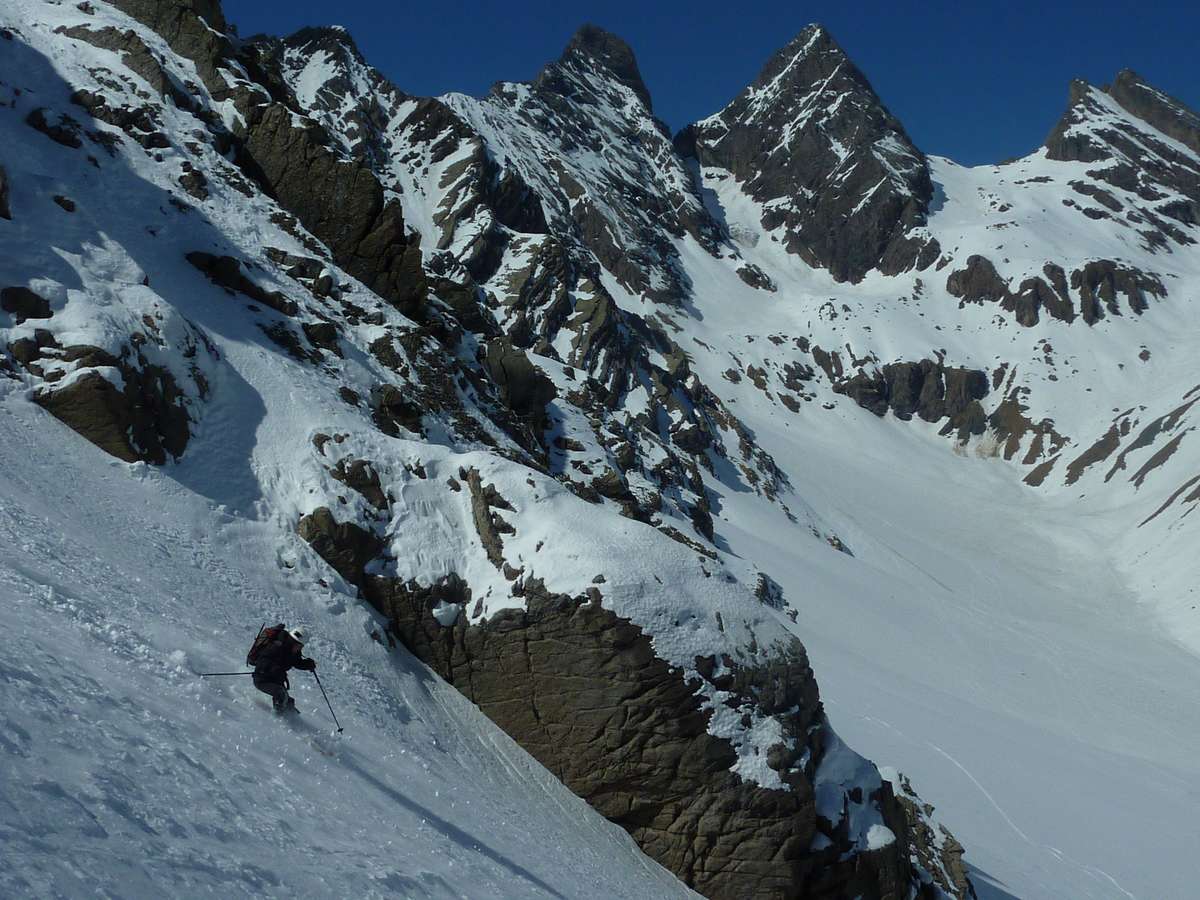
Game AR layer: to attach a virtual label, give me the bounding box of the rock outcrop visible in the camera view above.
[679,25,937,282]
[291,477,969,899]
[1044,71,1200,250]
[833,359,989,441]
[27,344,191,465]
[357,570,935,900]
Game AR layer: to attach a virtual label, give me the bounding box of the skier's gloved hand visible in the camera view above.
[298,658,317,671]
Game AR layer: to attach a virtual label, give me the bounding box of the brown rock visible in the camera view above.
[296,507,382,589]
[34,362,189,464]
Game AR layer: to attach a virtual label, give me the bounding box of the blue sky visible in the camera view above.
[222,0,1200,166]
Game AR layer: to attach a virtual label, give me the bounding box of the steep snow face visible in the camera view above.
[0,389,696,900]
[0,0,814,775]
[670,45,1200,900]
[680,24,936,283]
[0,10,942,898]
[8,1,1200,897]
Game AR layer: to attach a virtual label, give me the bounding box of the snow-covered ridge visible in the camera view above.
[0,3,960,897]
[4,1,1200,897]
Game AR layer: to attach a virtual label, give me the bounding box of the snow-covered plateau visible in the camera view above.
[1,2,1198,899]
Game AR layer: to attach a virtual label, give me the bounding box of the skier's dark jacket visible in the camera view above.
[252,629,315,685]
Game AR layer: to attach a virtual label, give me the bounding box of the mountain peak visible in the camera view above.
[560,24,652,109]
[1047,69,1200,161]
[683,23,934,283]
[1105,69,1200,156]
[282,24,365,63]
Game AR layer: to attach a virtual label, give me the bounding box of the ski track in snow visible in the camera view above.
[3,3,1200,898]
[0,393,693,900]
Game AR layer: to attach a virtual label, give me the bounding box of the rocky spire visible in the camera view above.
[1106,69,1200,156]
[678,24,937,283]
[559,24,653,110]
[1044,70,1200,247]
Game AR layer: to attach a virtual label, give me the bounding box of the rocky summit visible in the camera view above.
[2,3,1199,900]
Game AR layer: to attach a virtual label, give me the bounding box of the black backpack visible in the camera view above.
[246,623,287,667]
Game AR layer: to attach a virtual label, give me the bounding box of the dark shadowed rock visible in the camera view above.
[834,358,988,440]
[947,255,1085,326]
[370,384,425,437]
[682,25,936,283]
[482,338,557,417]
[186,252,299,316]
[560,25,653,110]
[25,108,83,148]
[1044,72,1200,243]
[33,358,190,465]
[0,164,10,220]
[1071,259,1165,322]
[296,507,382,588]
[58,24,190,105]
[106,0,230,93]
[1106,69,1200,157]
[234,103,427,317]
[1,287,52,323]
[329,458,388,510]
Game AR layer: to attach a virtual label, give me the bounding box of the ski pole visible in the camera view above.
[199,671,256,677]
[312,671,344,733]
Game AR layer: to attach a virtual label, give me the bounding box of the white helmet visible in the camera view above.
[289,628,306,645]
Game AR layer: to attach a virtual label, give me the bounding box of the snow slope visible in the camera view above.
[669,120,1200,896]
[0,387,694,899]
[6,2,1200,898]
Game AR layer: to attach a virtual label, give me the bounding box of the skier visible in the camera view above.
[246,623,317,713]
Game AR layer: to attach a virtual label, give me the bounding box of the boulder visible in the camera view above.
[329,458,388,510]
[1,287,52,323]
[482,338,557,418]
[34,362,189,464]
[296,507,382,589]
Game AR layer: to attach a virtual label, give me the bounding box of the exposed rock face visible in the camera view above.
[680,25,937,282]
[233,103,427,317]
[292,475,967,899]
[889,773,976,900]
[25,107,83,148]
[443,24,723,305]
[833,360,989,440]
[107,0,229,92]
[329,458,388,510]
[359,572,922,900]
[945,255,1076,326]
[482,338,557,419]
[186,252,299,316]
[1044,72,1200,249]
[295,507,382,588]
[564,24,653,109]
[58,24,190,105]
[31,354,190,465]
[1106,69,1200,156]
[1071,259,1165,323]
[945,253,1164,327]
